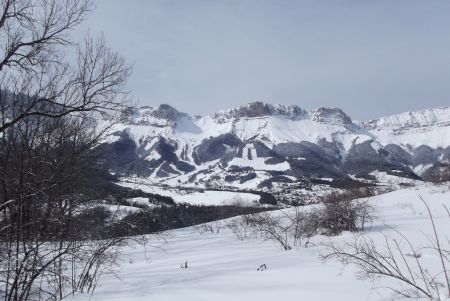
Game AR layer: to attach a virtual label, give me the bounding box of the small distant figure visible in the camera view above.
[257,264,267,271]
[181,261,188,269]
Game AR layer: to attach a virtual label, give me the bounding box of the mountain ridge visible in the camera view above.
[97,102,450,203]
[123,101,450,128]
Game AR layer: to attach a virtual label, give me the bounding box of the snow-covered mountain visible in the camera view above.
[98,102,450,199]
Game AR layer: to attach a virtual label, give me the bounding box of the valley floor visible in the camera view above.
[71,183,450,301]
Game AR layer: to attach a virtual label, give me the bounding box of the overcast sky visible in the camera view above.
[77,0,450,120]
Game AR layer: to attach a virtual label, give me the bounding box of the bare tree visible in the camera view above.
[0,0,132,300]
[0,0,90,72]
[319,193,375,235]
[0,111,132,300]
[0,0,131,134]
[228,212,293,250]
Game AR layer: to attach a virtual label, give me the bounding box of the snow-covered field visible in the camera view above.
[71,183,450,301]
[119,179,261,205]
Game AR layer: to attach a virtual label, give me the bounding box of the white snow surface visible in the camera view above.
[228,157,290,171]
[71,184,450,301]
[363,107,450,148]
[364,107,450,129]
[119,180,261,206]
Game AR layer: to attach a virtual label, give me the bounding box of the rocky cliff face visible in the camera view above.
[121,104,187,127]
[213,102,308,121]
[310,107,354,127]
[98,102,450,191]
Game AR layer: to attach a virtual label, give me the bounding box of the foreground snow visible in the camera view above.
[71,183,450,301]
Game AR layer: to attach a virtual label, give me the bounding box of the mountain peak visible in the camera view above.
[213,101,307,121]
[120,104,186,127]
[152,104,182,121]
[311,107,353,126]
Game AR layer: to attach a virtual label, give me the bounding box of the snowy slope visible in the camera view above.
[363,107,450,148]
[70,184,450,301]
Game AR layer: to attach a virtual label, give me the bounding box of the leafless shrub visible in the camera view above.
[227,216,255,241]
[228,212,292,250]
[279,206,320,247]
[319,193,376,235]
[195,220,224,234]
[297,210,326,246]
[324,198,450,300]
[280,207,305,247]
[228,193,376,250]
[245,212,293,250]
